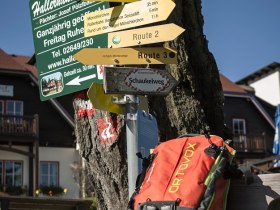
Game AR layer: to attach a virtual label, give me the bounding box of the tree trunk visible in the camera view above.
[73,0,225,209]
[73,94,128,209]
[149,0,224,141]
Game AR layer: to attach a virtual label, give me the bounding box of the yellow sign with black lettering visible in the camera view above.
[84,0,175,37]
[108,24,185,48]
[74,47,177,65]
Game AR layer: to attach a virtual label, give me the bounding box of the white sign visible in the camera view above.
[103,67,178,95]
[0,85,13,97]
[125,69,169,92]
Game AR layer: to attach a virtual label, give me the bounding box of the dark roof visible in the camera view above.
[220,74,246,93]
[236,62,280,85]
[12,55,38,77]
[0,49,38,78]
[0,49,28,71]
[27,54,36,65]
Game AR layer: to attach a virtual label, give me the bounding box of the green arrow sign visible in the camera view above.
[29,0,109,101]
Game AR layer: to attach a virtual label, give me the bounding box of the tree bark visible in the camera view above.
[149,0,224,140]
[73,0,225,209]
[73,96,128,209]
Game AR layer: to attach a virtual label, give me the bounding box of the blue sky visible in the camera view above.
[203,0,280,81]
[0,0,280,82]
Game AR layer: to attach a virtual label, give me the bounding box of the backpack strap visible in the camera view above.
[127,153,157,210]
[198,146,229,210]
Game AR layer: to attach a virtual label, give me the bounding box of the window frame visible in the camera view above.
[0,100,4,114]
[39,161,59,187]
[6,100,23,116]
[0,160,23,186]
[232,118,246,135]
[0,161,2,185]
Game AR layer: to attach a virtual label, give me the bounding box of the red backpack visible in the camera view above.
[128,135,238,210]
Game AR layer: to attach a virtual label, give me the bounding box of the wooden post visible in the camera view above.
[35,139,39,193]
[29,143,34,196]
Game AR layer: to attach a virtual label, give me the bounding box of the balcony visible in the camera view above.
[0,114,39,139]
[232,134,266,153]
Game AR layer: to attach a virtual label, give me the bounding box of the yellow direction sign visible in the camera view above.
[87,83,148,114]
[84,0,175,37]
[84,0,137,2]
[74,47,177,65]
[108,24,185,48]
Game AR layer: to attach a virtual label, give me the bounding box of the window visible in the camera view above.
[232,118,246,135]
[0,100,3,114]
[0,100,23,116]
[6,100,23,116]
[0,161,2,184]
[0,160,23,186]
[40,162,59,186]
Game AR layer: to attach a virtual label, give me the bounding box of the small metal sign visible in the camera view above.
[103,67,178,95]
[0,85,13,97]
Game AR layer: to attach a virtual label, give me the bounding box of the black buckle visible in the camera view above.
[138,200,179,210]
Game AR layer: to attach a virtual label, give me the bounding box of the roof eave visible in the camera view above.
[236,62,280,85]
[224,92,275,129]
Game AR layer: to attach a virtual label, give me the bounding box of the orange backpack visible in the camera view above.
[128,135,237,210]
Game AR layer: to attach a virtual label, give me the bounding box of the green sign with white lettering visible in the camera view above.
[29,0,109,101]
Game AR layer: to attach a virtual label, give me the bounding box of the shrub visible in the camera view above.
[5,185,26,195]
[90,197,98,210]
[40,185,64,196]
[84,197,97,210]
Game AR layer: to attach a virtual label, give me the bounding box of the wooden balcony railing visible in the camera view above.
[233,134,266,153]
[0,114,39,138]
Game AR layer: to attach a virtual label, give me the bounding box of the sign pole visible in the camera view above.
[124,95,139,197]
[104,66,178,197]
[112,94,140,197]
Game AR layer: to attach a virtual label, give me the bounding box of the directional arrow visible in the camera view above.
[74,47,177,65]
[108,24,185,48]
[84,0,175,37]
[103,67,179,95]
[66,74,96,86]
